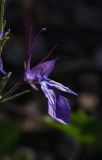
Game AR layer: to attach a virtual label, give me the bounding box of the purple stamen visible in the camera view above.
[27,28,47,71]
[30,27,47,55]
[28,27,32,55]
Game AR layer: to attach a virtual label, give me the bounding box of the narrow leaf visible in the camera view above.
[0,90,30,103]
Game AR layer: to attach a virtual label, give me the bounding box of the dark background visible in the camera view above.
[0,0,102,159]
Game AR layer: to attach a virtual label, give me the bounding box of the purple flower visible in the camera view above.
[0,31,6,75]
[24,28,77,124]
[0,31,3,39]
[0,56,6,75]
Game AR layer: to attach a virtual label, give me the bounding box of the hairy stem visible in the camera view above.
[3,80,23,98]
[0,0,5,32]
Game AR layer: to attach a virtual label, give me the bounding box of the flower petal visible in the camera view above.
[29,59,56,80]
[45,78,77,96]
[55,94,71,124]
[30,82,38,90]
[0,31,3,39]
[40,81,55,106]
[0,57,6,75]
[40,81,71,124]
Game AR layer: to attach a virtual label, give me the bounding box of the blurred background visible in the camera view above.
[0,0,102,159]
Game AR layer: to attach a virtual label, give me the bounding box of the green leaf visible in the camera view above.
[0,72,11,93]
[0,36,9,48]
[0,90,31,103]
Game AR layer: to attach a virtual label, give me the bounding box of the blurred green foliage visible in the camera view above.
[13,154,29,160]
[45,111,102,151]
[0,114,32,160]
[0,120,21,159]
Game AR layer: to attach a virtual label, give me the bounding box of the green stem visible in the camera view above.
[0,0,5,32]
[0,90,30,103]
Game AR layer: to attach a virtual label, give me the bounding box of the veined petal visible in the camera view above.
[41,81,55,106]
[28,59,57,80]
[55,94,71,124]
[45,78,77,96]
[40,81,71,124]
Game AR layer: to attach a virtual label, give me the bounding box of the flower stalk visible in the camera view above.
[0,0,9,55]
[0,0,4,33]
[0,0,5,55]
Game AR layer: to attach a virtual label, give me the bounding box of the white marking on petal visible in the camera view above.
[41,81,55,106]
[45,78,77,95]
